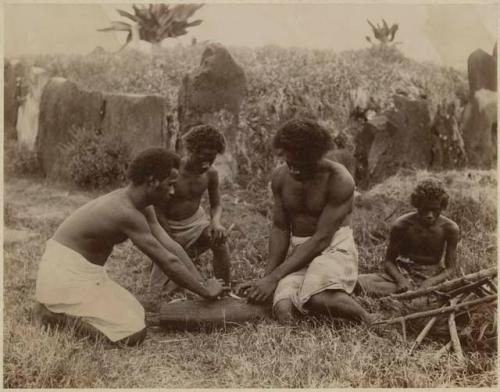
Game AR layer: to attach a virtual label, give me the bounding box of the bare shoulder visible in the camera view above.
[323,159,355,199]
[439,215,460,235]
[271,164,287,192]
[111,196,148,230]
[391,212,416,232]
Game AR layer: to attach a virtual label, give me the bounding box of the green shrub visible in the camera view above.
[61,127,131,189]
[4,141,43,178]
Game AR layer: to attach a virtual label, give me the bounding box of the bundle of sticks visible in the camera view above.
[373,267,497,361]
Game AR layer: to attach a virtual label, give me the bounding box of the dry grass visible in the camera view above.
[3,172,497,388]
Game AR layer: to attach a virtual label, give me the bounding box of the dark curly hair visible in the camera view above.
[184,124,226,154]
[127,148,180,185]
[410,178,449,209]
[273,118,334,159]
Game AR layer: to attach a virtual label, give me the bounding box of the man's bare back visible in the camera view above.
[53,189,137,266]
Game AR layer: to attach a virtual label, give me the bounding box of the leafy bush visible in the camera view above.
[4,141,43,178]
[61,127,131,189]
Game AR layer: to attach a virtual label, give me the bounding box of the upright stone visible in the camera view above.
[461,89,497,168]
[467,48,497,95]
[36,78,103,178]
[101,93,168,157]
[177,43,247,182]
[356,94,433,186]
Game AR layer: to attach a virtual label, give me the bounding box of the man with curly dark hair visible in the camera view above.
[238,118,375,326]
[35,148,227,346]
[149,124,231,299]
[357,178,460,296]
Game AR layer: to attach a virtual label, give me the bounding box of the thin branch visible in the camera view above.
[410,316,437,354]
[383,268,497,301]
[448,296,465,363]
[374,294,497,325]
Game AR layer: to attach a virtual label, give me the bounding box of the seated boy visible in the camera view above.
[149,124,231,296]
[357,178,460,297]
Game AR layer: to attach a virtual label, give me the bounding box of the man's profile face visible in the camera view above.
[417,199,442,227]
[284,152,319,182]
[155,169,179,203]
[188,147,218,174]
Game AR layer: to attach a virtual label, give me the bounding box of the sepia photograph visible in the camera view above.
[3,1,498,388]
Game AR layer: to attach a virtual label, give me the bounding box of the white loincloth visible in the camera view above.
[35,239,145,342]
[273,226,359,314]
[148,206,210,293]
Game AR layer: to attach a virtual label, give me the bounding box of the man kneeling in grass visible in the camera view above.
[35,148,227,346]
[238,118,375,326]
[357,178,460,297]
[148,124,231,299]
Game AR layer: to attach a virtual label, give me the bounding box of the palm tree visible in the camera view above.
[98,3,204,52]
[365,19,399,46]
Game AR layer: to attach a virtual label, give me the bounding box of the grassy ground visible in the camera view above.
[3,171,497,388]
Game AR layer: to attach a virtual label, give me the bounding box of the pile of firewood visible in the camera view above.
[374,267,497,361]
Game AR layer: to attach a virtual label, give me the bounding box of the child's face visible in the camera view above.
[188,148,218,174]
[417,200,443,227]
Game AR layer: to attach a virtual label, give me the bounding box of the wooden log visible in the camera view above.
[384,268,497,301]
[160,297,272,331]
[374,294,497,325]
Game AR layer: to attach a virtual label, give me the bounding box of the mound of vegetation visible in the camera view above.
[14,45,467,188]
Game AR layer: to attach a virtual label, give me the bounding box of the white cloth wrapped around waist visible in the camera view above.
[165,206,210,248]
[149,206,211,294]
[35,239,145,342]
[273,226,359,314]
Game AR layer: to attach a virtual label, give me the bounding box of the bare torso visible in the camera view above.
[395,212,455,265]
[53,189,134,266]
[278,160,351,237]
[158,161,211,221]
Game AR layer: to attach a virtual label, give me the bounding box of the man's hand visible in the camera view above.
[210,223,227,246]
[203,278,229,300]
[238,276,278,303]
[395,278,412,293]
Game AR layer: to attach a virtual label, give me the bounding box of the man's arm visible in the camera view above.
[422,222,460,287]
[383,222,412,292]
[267,168,354,283]
[264,168,290,275]
[135,207,219,297]
[143,206,204,283]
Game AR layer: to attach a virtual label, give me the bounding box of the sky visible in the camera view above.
[4,2,498,69]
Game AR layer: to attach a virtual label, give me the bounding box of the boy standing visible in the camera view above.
[149,124,231,295]
[357,178,460,296]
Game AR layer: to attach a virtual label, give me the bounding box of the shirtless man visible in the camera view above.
[357,178,459,296]
[35,148,227,346]
[149,125,231,296]
[238,118,374,325]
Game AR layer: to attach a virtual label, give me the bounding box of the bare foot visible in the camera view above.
[33,303,67,327]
